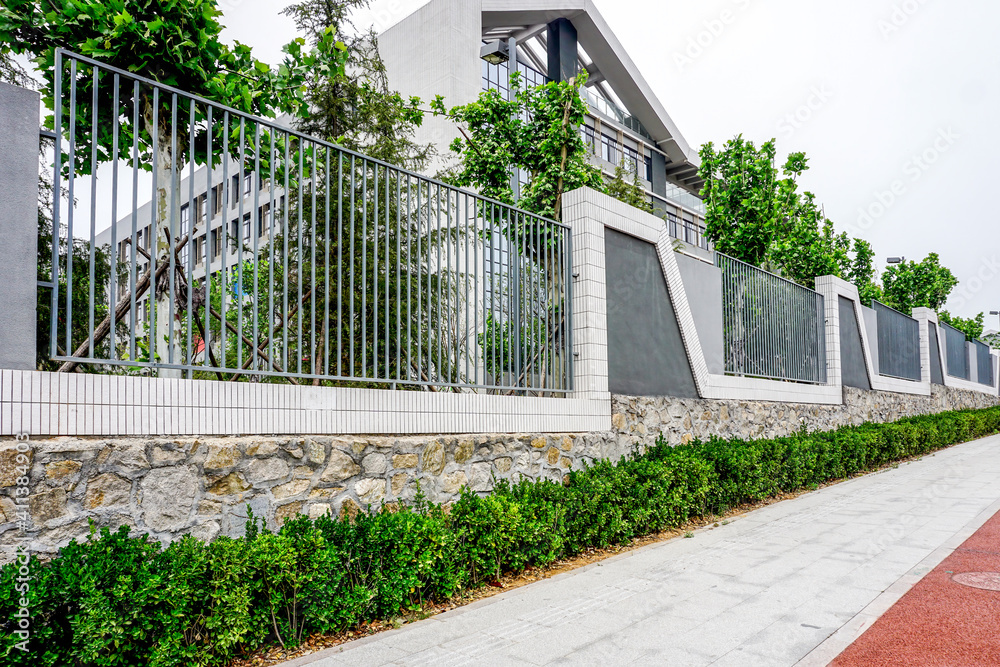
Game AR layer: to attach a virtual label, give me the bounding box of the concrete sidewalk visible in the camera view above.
[287,435,1000,667]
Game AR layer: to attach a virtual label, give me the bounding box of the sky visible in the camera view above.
[43,0,999,322]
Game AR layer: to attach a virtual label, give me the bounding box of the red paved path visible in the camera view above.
[831,509,1000,666]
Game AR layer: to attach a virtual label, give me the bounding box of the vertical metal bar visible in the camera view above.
[337,151,344,377]
[297,137,304,375]
[252,121,261,375]
[436,184,443,383]
[416,178,423,379]
[87,66,98,359]
[324,147,331,378]
[236,117,246,371]
[186,97,196,377]
[129,79,140,359]
[50,50,63,360]
[282,134,290,372]
[309,143,317,378]
[147,85,158,365]
[361,160,368,378]
[445,187,453,383]
[203,105,212,369]
[220,111,229,369]
[66,59,77,356]
[384,166,391,381]
[167,93,178,366]
[266,127,276,373]
[464,192,470,385]
[109,73,120,361]
[349,155,356,376]
[473,197,479,386]
[406,174,413,382]
[372,163,379,378]
[396,172,402,384]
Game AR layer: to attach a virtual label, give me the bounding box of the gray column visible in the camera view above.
[546,18,578,83]
[0,82,40,370]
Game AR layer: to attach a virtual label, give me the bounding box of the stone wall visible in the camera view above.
[1,384,996,562]
[611,385,1000,450]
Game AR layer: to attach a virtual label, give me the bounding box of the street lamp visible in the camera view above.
[886,256,905,264]
[480,40,510,65]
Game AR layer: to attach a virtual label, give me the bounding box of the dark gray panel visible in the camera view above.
[605,229,698,398]
[546,18,578,83]
[838,296,871,390]
[928,323,944,385]
[0,82,40,371]
[650,151,667,198]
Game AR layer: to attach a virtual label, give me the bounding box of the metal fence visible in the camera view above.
[44,49,573,393]
[716,253,826,384]
[941,322,969,380]
[974,339,994,386]
[871,300,921,381]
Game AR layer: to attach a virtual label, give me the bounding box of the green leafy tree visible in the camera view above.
[939,311,984,341]
[881,253,958,313]
[281,0,431,170]
[0,0,348,371]
[848,238,883,304]
[698,135,777,265]
[431,71,605,221]
[606,163,652,214]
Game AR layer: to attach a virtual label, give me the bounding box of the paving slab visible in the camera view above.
[282,435,1000,667]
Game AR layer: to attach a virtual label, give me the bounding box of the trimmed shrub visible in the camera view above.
[3,406,999,665]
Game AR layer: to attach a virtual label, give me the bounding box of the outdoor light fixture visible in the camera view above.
[480,40,510,65]
[887,256,905,264]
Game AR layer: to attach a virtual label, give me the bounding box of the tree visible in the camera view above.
[847,238,883,304]
[606,163,652,214]
[281,0,431,170]
[881,253,958,313]
[0,0,348,373]
[431,71,605,221]
[698,135,777,265]
[939,311,984,342]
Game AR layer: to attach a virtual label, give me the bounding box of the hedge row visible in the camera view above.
[4,406,1000,665]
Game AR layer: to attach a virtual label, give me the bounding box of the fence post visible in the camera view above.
[0,82,40,371]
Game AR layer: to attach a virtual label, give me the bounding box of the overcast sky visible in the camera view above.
[54,0,993,321]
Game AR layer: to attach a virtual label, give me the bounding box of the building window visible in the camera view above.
[244,173,253,198]
[600,133,619,165]
[211,184,223,217]
[211,228,221,259]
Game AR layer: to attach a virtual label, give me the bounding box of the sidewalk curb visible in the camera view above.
[793,494,1000,667]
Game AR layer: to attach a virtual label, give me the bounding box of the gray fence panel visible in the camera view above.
[975,340,994,386]
[839,296,871,390]
[44,49,572,393]
[871,300,921,381]
[716,253,826,384]
[605,229,698,397]
[942,322,969,380]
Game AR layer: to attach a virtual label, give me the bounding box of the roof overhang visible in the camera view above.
[482,0,703,194]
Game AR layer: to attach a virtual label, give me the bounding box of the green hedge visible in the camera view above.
[4,406,1000,665]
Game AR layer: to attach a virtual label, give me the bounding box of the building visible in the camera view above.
[378,0,709,248]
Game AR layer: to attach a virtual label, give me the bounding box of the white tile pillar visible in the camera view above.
[562,189,610,401]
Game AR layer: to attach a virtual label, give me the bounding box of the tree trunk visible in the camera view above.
[145,103,186,377]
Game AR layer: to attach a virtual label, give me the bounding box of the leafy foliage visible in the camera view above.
[881,253,958,313]
[606,163,652,214]
[431,71,606,221]
[938,311,985,342]
[281,0,431,170]
[6,406,1000,664]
